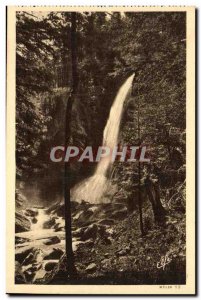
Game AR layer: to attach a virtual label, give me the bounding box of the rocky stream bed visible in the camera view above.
[15,200,186,285]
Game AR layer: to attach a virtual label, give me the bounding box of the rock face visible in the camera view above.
[15,212,31,233]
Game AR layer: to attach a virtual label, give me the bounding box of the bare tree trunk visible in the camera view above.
[64,12,78,277]
[145,177,166,224]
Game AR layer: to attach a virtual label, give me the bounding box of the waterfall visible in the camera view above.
[72,74,135,203]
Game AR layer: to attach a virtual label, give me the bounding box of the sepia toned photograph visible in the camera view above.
[6,6,195,295]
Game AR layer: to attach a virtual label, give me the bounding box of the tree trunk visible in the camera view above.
[64,12,78,277]
[145,177,166,223]
[137,97,145,236]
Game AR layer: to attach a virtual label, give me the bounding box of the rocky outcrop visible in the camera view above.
[15,212,31,233]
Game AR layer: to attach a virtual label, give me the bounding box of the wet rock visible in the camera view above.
[15,236,30,245]
[82,224,98,241]
[54,203,65,217]
[22,252,34,266]
[44,236,60,245]
[44,248,64,260]
[86,263,96,273]
[44,261,58,271]
[47,202,71,217]
[25,208,38,217]
[15,248,34,264]
[72,227,84,238]
[21,248,43,266]
[54,226,65,232]
[54,222,65,232]
[32,217,38,224]
[75,209,94,226]
[54,222,61,231]
[15,212,31,233]
[43,217,56,229]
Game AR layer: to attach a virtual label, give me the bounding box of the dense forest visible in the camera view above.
[15,11,186,285]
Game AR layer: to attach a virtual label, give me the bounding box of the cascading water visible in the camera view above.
[72,74,135,203]
[31,209,49,231]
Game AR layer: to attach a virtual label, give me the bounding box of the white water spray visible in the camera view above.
[72,74,135,203]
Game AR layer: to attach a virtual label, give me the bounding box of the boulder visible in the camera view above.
[82,224,98,241]
[72,227,84,238]
[22,252,34,266]
[44,248,64,260]
[43,217,56,229]
[15,212,31,233]
[32,217,38,224]
[54,226,65,232]
[54,222,62,230]
[74,209,94,226]
[44,261,58,271]
[15,236,30,245]
[86,263,96,273]
[24,208,38,217]
[44,236,60,245]
[54,204,65,217]
[15,248,34,264]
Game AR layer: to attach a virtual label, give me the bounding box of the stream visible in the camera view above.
[15,207,67,282]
